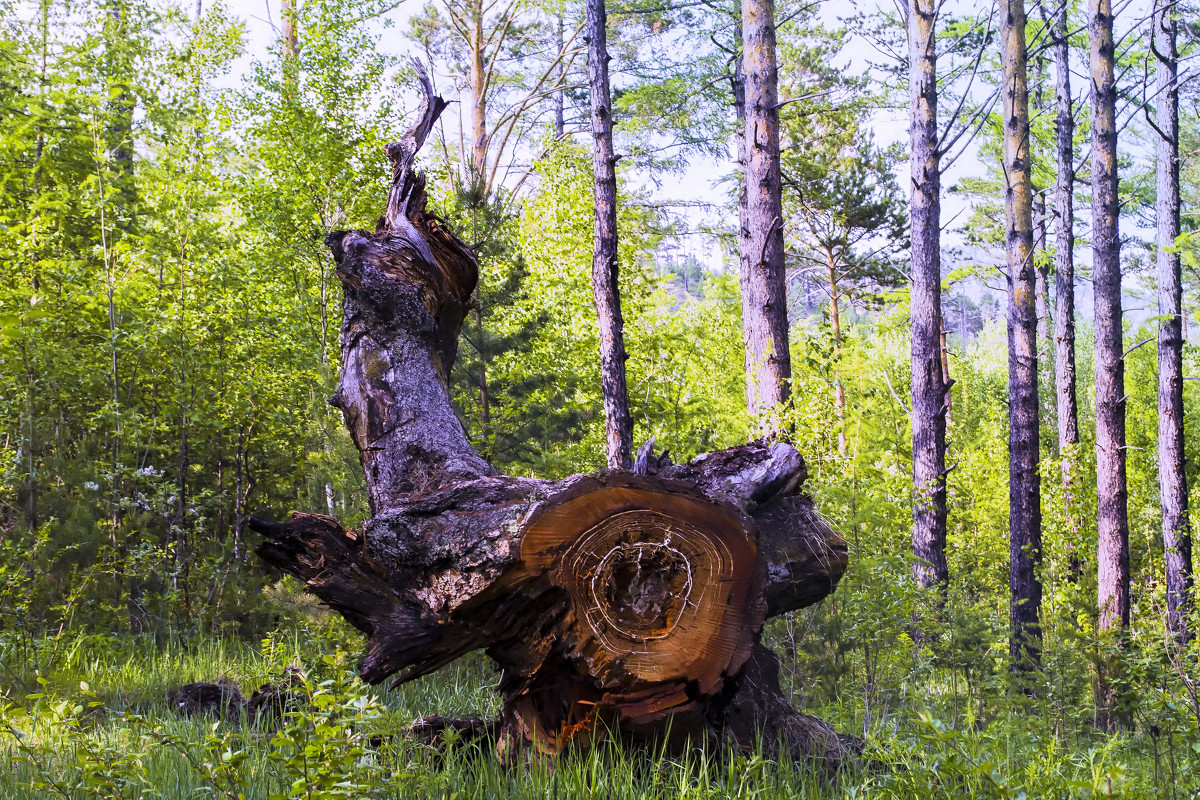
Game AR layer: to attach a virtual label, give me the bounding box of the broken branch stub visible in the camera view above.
[252,63,849,765]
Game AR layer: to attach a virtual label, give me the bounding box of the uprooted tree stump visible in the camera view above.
[250,64,852,771]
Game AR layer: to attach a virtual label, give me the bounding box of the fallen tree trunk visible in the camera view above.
[252,63,850,767]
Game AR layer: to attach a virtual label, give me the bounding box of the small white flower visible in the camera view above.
[137,466,159,478]
[83,481,99,491]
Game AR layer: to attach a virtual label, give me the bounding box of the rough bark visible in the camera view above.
[740,0,792,424]
[1154,0,1192,642]
[1089,0,1129,636]
[1000,0,1042,671]
[908,0,949,590]
[586,0,634,470]
[1045,0,1081,575]
[253,64,850,765]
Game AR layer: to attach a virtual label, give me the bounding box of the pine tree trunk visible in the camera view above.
[1154,0,1192,643]
[586,0,634,469]
[252,67,852,766]
[1047,0,1081,576]
[1089,0,1129,638]
[908,0,949,590]
[740,0,791,424]
[1000,0,1042,670]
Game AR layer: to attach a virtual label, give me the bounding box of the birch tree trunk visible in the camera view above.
[740,0,792,425]
[1154,0,1192,643]
[908,0,949,590]
[1089,0,1129,640]
[586,0,634,469]
[1000,0,1042,671]
[469,0,488,179]
[281,0,298,59]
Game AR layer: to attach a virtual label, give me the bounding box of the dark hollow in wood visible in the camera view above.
[252,60,851,766]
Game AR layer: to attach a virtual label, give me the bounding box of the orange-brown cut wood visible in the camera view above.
[509,485,764,751]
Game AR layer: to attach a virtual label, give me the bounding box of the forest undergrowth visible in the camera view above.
[4,317,1200,798]
[0,613,1197,798]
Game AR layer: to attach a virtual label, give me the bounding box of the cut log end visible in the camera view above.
[522,484,763,686]
[501,479,766,753]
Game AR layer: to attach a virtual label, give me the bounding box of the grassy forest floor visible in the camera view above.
[1,619,1195,799]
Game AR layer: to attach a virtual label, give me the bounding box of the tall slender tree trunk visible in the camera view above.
[1154,0,1192,642]
[732,21,751,362]
[1034,253,1052,367]
[1032,54,1056,433]
[1045,0,1081,577]
[475,306,491,429]
[469,0,488,180]
[586,0,633,469]
[280,0,299,98]
[281,0,298,55]
[939,323,952,425]
[1090,0,1129,642]
[827,253,846,453]
[740,0,791,425]
[908,0,949,590]
[1034,228,1055,426]
[1001,0,1042,671]
[555,9,566,138]
[101,2,133,538]
[106,1,135,230]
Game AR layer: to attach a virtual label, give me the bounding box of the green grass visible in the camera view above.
[1,628,1197,799]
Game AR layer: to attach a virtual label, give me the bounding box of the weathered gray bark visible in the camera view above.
[1090,0,1129,637]
[1000,0,1042,671]
[740,0,792,424]
[1154,0,1192,642]
[253,65,850,765]
[586,0,634,469]
[908,0,949,590]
